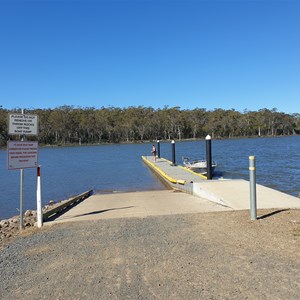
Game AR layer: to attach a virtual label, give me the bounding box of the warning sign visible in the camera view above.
[8,114,38,136]
[7,141,38,170]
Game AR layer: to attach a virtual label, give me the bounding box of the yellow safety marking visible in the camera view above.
[161,157,172,164]
[249,167,256,171]
[161,157,207,180]
[176,180,186,185]
[164,157,208,180]
[178,165,207,179]
[141,156,178,184]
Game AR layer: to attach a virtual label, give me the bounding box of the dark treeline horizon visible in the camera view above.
[0,105,299,146]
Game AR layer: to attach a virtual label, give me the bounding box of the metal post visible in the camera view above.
[205,135,212,180]
[171,140,176,166]
[36,166,43,228]
[249,156,257,220]
[157,140,160,159]
[19,108,24,230]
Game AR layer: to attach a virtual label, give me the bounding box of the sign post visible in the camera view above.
[8,110,39,230]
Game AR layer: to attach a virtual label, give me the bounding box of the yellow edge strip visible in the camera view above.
[141,156,178,184]
[160,157,172,163]
[178,165,208,179]
[160,157,207,179]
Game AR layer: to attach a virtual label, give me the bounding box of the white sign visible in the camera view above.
[8,141,38,170]
[8,114,39,136]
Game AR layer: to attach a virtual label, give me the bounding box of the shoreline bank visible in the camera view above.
[1,134,299,150]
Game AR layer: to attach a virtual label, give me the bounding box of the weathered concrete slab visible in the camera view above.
[193,179,300,210]
[46,190,230,224]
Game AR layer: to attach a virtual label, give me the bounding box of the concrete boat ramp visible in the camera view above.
[46,156,300,224]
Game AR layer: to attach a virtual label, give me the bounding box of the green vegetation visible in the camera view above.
[1,105,299,147]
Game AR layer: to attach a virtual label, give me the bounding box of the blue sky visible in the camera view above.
[0,0,299,113]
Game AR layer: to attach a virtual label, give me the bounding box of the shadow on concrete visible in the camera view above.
[73,206,135,218]
[44,200,134,223]
[258,209,290,220]
[46,206,135,222]
[45,197,90,222]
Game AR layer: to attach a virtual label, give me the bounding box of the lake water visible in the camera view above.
[0,136,300,220]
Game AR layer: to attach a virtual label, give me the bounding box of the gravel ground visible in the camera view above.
[1,209,300,299]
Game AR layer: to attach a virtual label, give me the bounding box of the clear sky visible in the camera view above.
[0,0,299,114]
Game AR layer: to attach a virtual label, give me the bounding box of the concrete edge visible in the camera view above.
[192,182,230,207]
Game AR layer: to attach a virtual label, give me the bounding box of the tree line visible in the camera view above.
[0,105,299,147]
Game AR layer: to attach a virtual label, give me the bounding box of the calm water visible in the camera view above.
[0,136,300,220]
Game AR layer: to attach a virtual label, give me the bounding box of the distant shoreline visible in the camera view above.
[1,134,299,150]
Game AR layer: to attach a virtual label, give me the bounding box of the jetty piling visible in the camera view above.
[171,140,176,166]
[205,135,212,180]
[157,140,160,158]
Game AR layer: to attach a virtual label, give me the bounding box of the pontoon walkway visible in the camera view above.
[142,156,300,210]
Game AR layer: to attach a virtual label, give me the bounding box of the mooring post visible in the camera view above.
[157,140,160,158]
[249,156,257,220]
[171,140,176,166]
[206,135,212,180]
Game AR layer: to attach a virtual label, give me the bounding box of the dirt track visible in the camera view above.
[1,209,300,299]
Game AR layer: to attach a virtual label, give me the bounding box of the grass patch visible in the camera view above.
[292,229,300,237]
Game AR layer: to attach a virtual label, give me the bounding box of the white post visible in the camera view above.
[249,156,257,220]
[36,165,43,227]
[19,168,24,230]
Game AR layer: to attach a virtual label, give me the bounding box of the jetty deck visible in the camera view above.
[142,155,300,210]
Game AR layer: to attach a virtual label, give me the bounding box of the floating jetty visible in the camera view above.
[142,155,300,210]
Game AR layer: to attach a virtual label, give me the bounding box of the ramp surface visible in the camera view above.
[46,190,230,224]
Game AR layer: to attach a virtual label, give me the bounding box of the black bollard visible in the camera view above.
[157,140,160,158]
[206,135,212,180]
[171,140,176,166]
